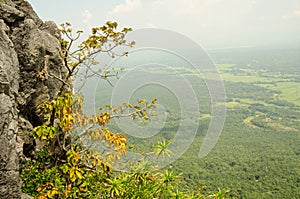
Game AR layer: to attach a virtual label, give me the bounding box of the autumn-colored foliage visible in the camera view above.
[20,21,228,199]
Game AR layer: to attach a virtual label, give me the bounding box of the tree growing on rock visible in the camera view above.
[20,21,228,199]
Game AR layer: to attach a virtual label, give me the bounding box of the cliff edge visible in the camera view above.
[0,0,66,198]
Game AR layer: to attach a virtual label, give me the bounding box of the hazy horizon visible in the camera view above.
[28,0,300,50]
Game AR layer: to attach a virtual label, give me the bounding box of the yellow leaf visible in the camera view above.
[69,167,75,179]
[76,170,83,179]
[139,99,146,104]
[80,187,87,192]
[47,191,52,197]
[36,186,43,192]
[141,110,147,116]
[151,111,157,116]
[97,159,102,166]
[51,189,59,196]
[41,135,47,140]
[93,158,97,167]
[71,176,76,182]
[106,104,113,109]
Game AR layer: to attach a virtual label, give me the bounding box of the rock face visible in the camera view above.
[0,0,66,198]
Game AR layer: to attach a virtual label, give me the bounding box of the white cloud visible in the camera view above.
[82,10,92,24]
[108,0,142,16]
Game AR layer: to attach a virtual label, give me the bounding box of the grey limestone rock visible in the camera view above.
[0,0,66,198]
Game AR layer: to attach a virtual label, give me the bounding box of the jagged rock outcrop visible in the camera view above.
[0,0,66,198]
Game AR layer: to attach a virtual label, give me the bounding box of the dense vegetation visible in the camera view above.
[18,16,299,198]
[20,22,229,199]
[92,47,300,198]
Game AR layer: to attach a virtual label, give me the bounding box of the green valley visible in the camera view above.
[93,47,299,198]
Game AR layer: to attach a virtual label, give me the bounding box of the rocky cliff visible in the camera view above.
[0,0,65,198]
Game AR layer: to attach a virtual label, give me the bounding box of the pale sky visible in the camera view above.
[28,0,300,49]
